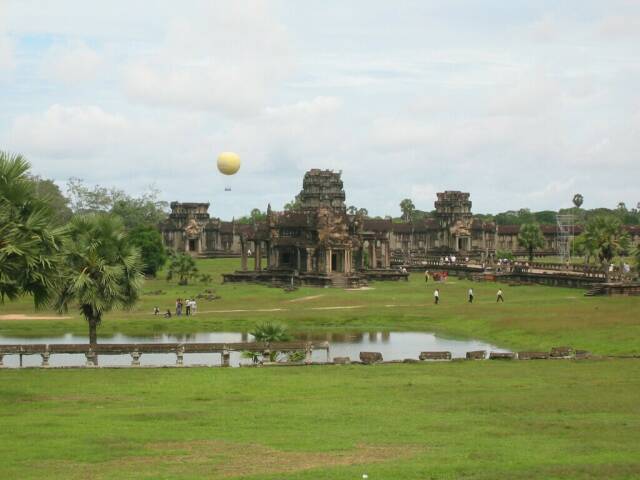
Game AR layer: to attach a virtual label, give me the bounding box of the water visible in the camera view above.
[0,331,509,368]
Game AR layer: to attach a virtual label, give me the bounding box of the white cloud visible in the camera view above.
[122,1,293,116]
[41,41,102,85]
[8,104,129,158]
[0,3,14,73]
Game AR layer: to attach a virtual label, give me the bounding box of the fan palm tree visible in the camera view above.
[166,251,199,285]
[52,214,144,345]
[581,216,630,282]
[250,322,292,362]
[517,223,545,261]
[0,151,66,307]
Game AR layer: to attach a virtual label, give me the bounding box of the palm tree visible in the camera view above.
[581,216,630,282]
[517,223,545,261]
[0,151,66,307]
[52,214,144,345]
[250,322,292,362]
[166,251,199,285]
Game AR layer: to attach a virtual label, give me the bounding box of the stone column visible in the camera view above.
[131,351,141,366]
[85,350,97,367]
[240,236,247,271]
[297,248,301,271]
[327,249,332,273]
[221,349,230,367]
[41,351,50,368]
[0,354,3,367]
[176,345,184,366]
[305,343,313,365]
[306,248,313,272]
[255,243,262,271]
[371,242,377,269]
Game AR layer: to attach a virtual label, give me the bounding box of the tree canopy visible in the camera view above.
[518,223,545,261]
[128,225,168,277]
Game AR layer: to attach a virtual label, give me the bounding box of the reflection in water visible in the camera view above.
[0,331,509,368]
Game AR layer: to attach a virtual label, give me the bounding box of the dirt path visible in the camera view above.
[0,314,71,321]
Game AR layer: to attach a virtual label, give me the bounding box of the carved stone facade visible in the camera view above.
[159,202,245,257]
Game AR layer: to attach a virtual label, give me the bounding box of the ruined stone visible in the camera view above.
[419,351,451,361]
[403,358,419,363]
[466,350,486,360]
[359,352,383,364]
[489,352,515,360]
[550,346,574,358]
[518,351,549,360]
[333,356,351,364]
[575,350,591,359]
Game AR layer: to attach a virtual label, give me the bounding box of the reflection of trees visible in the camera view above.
[381,332,390,342]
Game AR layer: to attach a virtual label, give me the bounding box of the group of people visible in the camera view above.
[433,287,504,304]
[153,298,198,318]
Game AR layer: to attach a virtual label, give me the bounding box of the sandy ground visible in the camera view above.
[0,314,72,321]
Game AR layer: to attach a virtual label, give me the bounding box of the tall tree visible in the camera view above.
[166,251,199,285]
[518,223,545,261]
[128,225,168,277]
[581,216,630,282]
[52,214,144,345]
[399,198,415,222]
[0,151,67,307]
[28,175,72,225]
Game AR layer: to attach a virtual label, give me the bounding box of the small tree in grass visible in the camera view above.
[518,223,545,261]
[52,214,144,345]
[249,322,293,362]
[166,251,198,285]
[581,216,630,282]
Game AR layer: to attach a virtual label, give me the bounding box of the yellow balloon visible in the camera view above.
[217,151,241,175]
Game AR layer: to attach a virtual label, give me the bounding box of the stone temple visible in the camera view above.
[222,169,406,287]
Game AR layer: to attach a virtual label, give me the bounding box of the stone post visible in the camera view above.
[262,349,271,364]
[176,345,184,366]
[85,350,97,367]
[221,349,230,367]
[131,350,141,366]
[0,354,3,367]
[296,248,301,271]
[371,242,377,269]
[327,249,332,273]
[305,343,313,365]
[255,243,262,271]
[306,248,313,272]
[41,351,50,368]
[240,235,247,271]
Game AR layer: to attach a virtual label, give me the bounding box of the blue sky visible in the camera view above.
[1,0,639,218]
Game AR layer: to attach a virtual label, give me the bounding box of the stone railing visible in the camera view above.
[0,341,330,368]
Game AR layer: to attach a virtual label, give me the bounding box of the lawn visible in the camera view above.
[1,258,639,355]
[1,361,639,479]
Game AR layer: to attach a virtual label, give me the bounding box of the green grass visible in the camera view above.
[1,361,639,479]
[1,258,638,355]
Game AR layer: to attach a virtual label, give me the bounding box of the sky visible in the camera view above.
[1,0,639,219]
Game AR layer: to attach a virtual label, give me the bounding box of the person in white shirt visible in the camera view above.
[468,288,474,303]
[434,288,440,305]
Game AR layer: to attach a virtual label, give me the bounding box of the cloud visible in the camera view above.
[122,1,293,116]
[8,104,129,158]
[0,34,13,72]
[597,15,640,39]
[41,41,103,85]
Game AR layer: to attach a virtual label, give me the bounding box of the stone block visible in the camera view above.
[489,352,515,360]
[466,350,486,360]
[575,350,591,359]
[359,352,383,364]
[403,358,419,363]
[419,351,451,361]
[333,356,351,364]
[550,346,574,358]
[518,351,549,360]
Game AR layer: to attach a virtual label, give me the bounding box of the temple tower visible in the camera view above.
[434,191,473,252]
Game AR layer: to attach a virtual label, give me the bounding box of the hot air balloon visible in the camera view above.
[217,152,241,175]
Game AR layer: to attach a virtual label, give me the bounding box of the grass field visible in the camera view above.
[1,361,639,479]
[1,258,639,355]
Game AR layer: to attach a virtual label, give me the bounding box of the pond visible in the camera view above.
[0,332,510,368]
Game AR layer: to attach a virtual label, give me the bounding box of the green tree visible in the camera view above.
[518,223,545,261]
[52,214,144,345]
[283,197,302,212]
[581,216,630,282]
[572,234,597,265]
[28,175,72,225]
[399,198,415,222]
[67,178,167,229]
[0,152,67,307]
[166,251,198,285]
[250,322,292,362]
[128,225,167,277]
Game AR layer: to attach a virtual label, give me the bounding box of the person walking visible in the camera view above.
[185,299,192,316]
[424,269,429,283]
[153,306,160,315]
[468,288,474,303]
[496,289,504,303]
[434,288,440,305]
[176,298,182,316]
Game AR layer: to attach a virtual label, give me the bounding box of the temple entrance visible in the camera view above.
[331,250,344,272]
[188,239,196,252]
[456,236,470,251]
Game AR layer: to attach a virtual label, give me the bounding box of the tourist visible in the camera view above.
[424,269,429,283]
[496,289,504,303]
[153,306,160,315]
[176,298,182,316]
[164,309,172,318]
[434,288,440,304]
[185,299,192,316]
[468,288,474,303]
[191,299,197,315]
